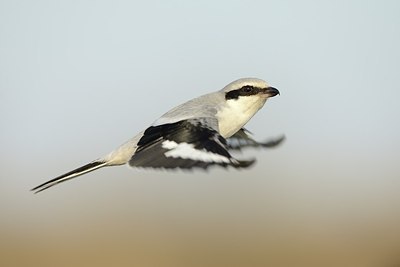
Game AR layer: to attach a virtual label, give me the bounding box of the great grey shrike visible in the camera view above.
[32,78,283,193]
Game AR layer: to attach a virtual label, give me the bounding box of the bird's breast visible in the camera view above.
[216,98,266,138]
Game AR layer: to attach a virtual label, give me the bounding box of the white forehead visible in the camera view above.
[221,78,269,93]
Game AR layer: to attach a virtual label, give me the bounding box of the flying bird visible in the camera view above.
[32,78,283,193]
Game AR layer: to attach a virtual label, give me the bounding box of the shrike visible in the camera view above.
[32,78,283,193]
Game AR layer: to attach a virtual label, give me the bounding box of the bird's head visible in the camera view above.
[222,77,279,102]
[216,78,280,138]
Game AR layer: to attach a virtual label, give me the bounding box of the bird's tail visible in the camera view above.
[31,160,108,193]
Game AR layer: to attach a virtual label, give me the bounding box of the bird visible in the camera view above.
[31,78,284,193]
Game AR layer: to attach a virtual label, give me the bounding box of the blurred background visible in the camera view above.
[1,1,400,266]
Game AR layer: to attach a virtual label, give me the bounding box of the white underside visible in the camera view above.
[217,96,267,138]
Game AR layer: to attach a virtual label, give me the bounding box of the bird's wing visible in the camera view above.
[129,118,254,169]
[227,128,285,150]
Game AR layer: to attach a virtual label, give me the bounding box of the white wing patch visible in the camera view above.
[162,140,230,163]
[129,119,255,169]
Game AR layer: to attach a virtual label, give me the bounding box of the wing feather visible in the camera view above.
[129,119,254,169]
[227,129,285,150]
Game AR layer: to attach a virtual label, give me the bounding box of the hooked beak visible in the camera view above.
[263,87,280,97]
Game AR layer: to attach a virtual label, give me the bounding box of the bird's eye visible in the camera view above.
[241,86,254,93]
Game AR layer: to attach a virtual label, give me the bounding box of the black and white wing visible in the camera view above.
[129,119,254,169]
[227,128,285,150]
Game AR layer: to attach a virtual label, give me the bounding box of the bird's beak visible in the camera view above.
[263,87,280,97]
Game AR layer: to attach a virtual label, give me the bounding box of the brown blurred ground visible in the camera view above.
[2,158,400,267]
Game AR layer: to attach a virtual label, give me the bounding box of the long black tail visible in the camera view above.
[31,160,108,193]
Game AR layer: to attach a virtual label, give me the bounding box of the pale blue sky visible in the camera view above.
[1,1,400,266]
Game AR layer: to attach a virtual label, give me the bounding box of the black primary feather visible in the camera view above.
[129,119,255,169]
